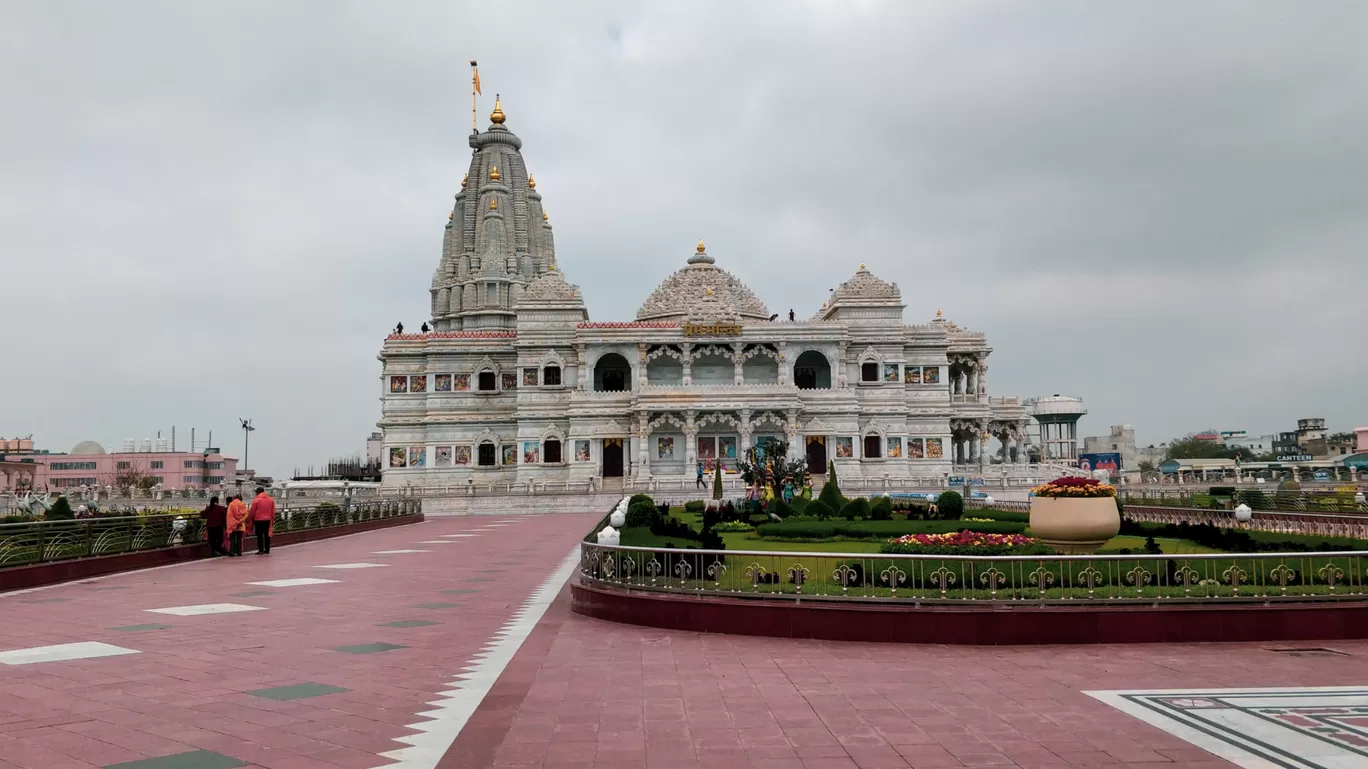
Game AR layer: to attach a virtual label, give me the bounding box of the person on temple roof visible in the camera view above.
[421,322,430,332]
[395,321,404,334]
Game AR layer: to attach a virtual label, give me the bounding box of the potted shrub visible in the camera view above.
[1029,476,1120,554]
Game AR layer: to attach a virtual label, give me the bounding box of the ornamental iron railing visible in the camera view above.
[579,541,1368,604]
[1120,488,1368,513]
[0,499,420,569]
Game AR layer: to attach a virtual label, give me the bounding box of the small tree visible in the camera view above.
[935,490,963,521]
[712,464,724,501]
[817,459,844,511]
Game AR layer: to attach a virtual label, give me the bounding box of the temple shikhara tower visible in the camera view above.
[378,99,1032,491]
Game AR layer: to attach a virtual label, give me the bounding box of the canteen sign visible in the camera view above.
[1277,454,1313,463]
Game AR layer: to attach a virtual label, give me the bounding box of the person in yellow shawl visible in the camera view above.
[225,494,249,557]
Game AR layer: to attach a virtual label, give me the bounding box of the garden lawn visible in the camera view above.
[1098,536,1223,555]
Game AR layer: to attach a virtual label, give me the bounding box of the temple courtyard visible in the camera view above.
[1,514,1365,769]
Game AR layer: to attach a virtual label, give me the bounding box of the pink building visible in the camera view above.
[0,439,238,492]
[1358,426,1368,453]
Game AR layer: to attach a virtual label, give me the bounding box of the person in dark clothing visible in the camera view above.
[201,496,228,556]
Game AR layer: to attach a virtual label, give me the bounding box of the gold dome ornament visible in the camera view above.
[489,165,501,181]
[696,240,706,253]
[860,263,866,270]
[936,308,943,318]
[490,95,505,125]
[448,211,454,221]
[489,198,497,210]
[461,173,468,188]
[528,174,536,190]
[542,211,548,221]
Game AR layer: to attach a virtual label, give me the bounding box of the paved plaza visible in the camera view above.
[2,515,1366,769]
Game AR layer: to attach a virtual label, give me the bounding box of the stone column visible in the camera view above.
[966,363,977,398]
[777,342,788,386]
[786,409,800,459]
[682,343,693,386]
[684,410,697,467]
[575,344,586,390]
[732,343,744,385]
[837,343,848,388]
[977,359,988,395]
[637,343,649,390]
[740,409,752,455]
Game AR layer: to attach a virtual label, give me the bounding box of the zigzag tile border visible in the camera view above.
[372,548,580,769]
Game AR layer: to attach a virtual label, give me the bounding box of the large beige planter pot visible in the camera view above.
[1029,496,1120,554]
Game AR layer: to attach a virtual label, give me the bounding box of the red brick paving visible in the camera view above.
[5,517,1368,769]
[0,515,595,769]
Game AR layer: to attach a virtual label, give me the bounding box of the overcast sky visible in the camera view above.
[2,1,1365,476]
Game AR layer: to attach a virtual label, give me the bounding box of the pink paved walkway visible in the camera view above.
[0,514,594,769]
[4,515,1368,769]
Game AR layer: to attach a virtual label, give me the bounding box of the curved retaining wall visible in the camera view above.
[572,580,1368,645]
[0,513,423,593]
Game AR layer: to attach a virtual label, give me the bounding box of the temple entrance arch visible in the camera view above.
[805,436,827,476]
[601,439,624,477]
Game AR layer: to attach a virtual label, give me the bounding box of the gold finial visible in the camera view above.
[448,211,454,221]
[706,287,714,296]
[696,240,706,253]
[528,174,536,190]
[461,173,468,188]
[542,211,548,221]
[489,198,497,210]
[489,165,501,181]
[490,95,505,124]
[548,264,556,272]
[860,263,866,270]
[936,308,942,318]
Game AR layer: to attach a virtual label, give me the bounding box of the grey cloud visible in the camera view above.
[2,0,1363,475]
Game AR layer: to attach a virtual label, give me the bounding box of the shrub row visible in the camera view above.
[1119,519,1367,553]
[754,519,1027,541]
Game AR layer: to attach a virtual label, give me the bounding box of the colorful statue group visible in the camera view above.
[744,448,812,513]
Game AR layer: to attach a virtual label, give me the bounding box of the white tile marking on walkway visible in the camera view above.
[247,578,341,587]
[375,548,580,769]
[314,562,388,569]
[0,642,141,666]
[146,603,267,616]
[372,549,430,554]
[441,534,478,538]
[417,540,455,544]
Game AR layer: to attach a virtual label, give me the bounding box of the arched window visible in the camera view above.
[860,362,879,382]
[793,350,831,390]
[594,353,631,392]
[863,434,882,459]
[477,443,496,466]
[544,439,562,463]
[477,371,497,391]
[542,366,561,386]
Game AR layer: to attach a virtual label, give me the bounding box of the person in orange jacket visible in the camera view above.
[225,494,249,557]
[248,487,276,555]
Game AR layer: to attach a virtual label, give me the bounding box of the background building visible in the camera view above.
[0,437,237,492]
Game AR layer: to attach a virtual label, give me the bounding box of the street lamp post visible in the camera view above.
[239,418,255,481]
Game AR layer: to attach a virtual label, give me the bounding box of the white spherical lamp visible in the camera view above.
[1234,503,1252,523]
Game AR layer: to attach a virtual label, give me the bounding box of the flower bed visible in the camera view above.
[756,519,1026,541]
[880,530,1054,556]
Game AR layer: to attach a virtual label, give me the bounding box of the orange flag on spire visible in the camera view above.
[471,61,481,95]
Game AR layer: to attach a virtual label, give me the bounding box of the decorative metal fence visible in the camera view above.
[0,500,420,569]
[1120,488,1368,514]
[580,541,1368,604]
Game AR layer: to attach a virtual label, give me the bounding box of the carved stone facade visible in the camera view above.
[378,106,1030,486]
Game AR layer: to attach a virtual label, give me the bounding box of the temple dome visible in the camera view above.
[518,267,583,304]
[636,244,770,322]
[832,264,900,301]
[70,440,106,455]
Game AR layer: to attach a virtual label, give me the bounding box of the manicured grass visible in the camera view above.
[1098,536,1223,555]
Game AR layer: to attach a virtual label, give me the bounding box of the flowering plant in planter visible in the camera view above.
[1031,476,1116,498]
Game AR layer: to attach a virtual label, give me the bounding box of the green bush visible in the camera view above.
[771,498,795,520]
[712,521,754,532]
[1208,486,1235,497]
[46,496,74,520]
[683,500,706,513]
[629,493,655,508]
[817,460,844,510]
[840,498,870,520]
[870,496,893,521]
[1278,479,1302,492]
[804,499,834,520]
[935,490,963,520]
[625,501,660,528]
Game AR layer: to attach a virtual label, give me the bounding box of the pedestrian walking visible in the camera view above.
[248,486,276,555]
[696,461,705,489]
[200,496,228,556]
[225,494,248,556]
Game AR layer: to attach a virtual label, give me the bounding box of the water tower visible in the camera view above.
[1027,395,1087,463]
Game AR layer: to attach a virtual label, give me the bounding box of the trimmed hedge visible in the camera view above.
[935,490,963,520]
[755,519,1027,541]
[625,501,661,528]
[683,500,706,513]
[1119,519,1368,553]
[839,498,870,520]
[870,496,893,521]
[802,499,834,521]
